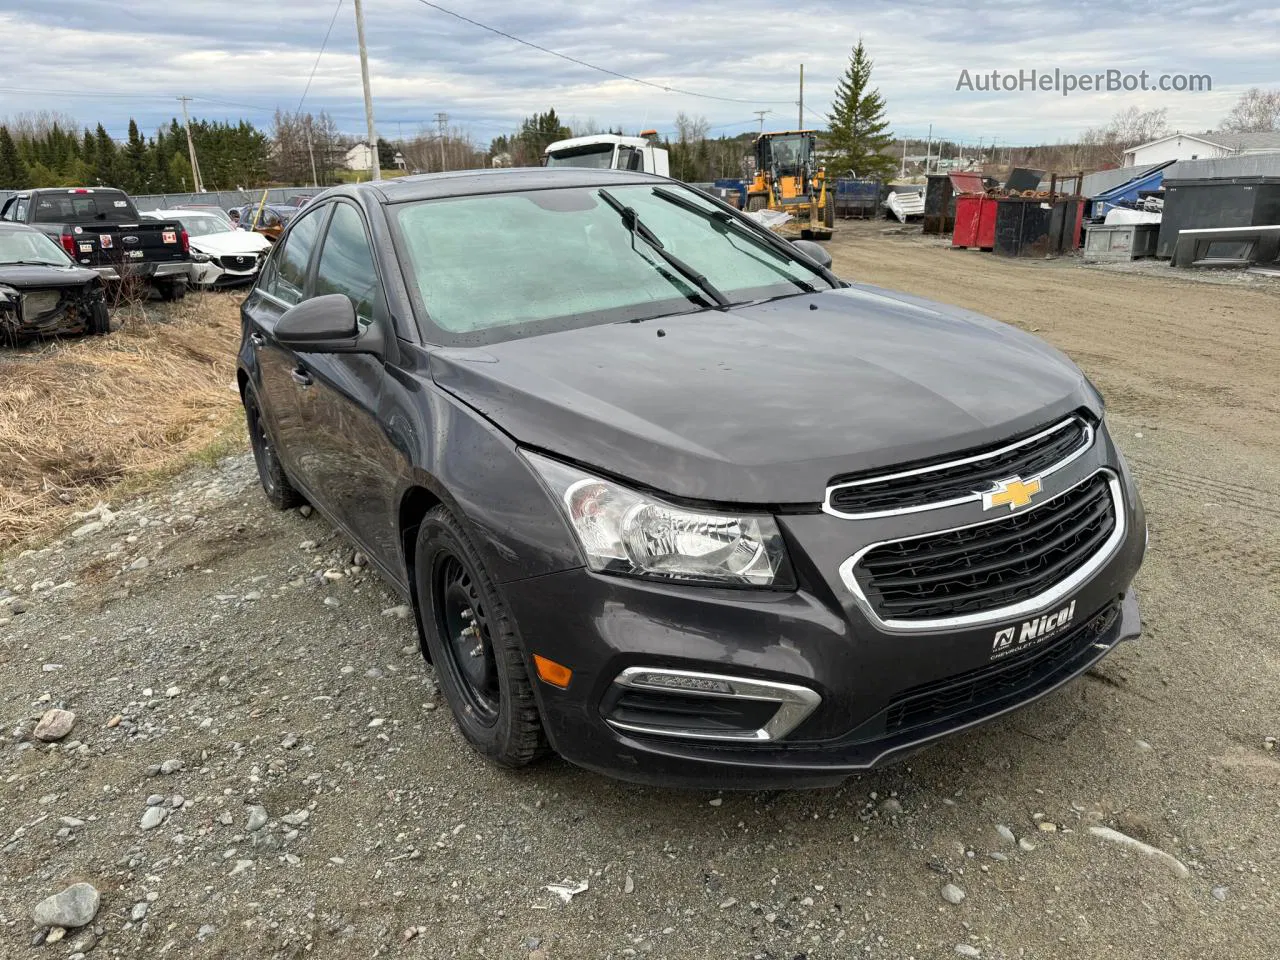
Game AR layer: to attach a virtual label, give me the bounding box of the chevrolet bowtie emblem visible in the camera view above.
[982,476,1042,511]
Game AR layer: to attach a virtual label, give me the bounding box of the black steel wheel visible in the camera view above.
[415,506,547,767]
[244,387,304,510]
[435,556,501,724]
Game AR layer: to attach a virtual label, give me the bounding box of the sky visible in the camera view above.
[0,0,1277,149]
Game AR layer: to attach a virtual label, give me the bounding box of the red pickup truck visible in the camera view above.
[0,187,192,300]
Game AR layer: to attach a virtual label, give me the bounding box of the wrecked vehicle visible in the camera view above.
[0,223,111,344]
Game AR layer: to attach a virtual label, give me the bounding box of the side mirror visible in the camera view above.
[791,239,833,270]
[274,294,382,356]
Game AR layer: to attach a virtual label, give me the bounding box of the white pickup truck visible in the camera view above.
[543,135,670,177]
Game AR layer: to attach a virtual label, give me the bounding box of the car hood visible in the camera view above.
[190,232,271,256]
[0,263,99,289]
[429,285,1099,504]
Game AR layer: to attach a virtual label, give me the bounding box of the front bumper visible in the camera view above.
[501,428,1146,789]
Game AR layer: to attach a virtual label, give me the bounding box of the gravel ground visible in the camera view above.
[2,228,1278,959]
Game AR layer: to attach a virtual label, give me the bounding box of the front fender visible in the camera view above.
[383,351,584,585]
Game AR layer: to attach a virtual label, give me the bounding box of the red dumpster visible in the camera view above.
[953,195,997,249]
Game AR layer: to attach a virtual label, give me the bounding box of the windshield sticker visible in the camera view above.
[114,200,128,207]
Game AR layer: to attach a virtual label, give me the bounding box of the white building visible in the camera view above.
[1122,131,1280,167]
[344,142,375,171]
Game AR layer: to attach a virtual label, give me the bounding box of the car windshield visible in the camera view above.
[178,216,229,237]
[0,230,70,266]
[544,144,616,169]
[394,184,835,344]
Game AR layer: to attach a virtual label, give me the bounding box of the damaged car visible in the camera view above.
[0,223,110,344]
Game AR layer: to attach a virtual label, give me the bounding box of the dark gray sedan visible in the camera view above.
[236,168,1146,788]
[0,223,110,344]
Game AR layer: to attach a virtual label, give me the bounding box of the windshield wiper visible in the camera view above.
[597,188,731,309]
[7,260,66,267]
[650,186,838,290]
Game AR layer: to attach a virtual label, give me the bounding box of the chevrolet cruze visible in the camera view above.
[237,168,1145,788]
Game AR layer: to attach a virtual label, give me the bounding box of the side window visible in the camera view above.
[616,146,643,171]
[14,197,28,222]
[314,203,381,328]
[263,207,324,305]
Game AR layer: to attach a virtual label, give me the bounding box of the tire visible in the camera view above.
[88,300,111,336]
[415,506,546,768]
[244,387,304,510]
[824,191,835,228]
[746,195,767,213]
[156,279,187,302]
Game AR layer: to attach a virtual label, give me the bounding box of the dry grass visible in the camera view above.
[0,293,247,547]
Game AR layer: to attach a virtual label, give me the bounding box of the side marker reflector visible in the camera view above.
[533,654,572,689]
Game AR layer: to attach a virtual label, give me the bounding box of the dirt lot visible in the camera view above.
[1,230,1278,960]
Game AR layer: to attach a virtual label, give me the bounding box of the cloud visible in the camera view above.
[0,0,1272,146]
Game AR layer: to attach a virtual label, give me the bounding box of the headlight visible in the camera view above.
[190,251,211,263]
[523,451,794,588]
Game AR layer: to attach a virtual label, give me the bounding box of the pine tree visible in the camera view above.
[0,127,30,188]
[826,40,895,179]
[93,125,117,186]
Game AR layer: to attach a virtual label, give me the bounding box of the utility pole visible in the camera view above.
[900,137,906,178]
[435,112,449,171]
[304,119,319,188]
[924,123,932,176]
[754,110,768,135]
[353,0,380,181]
[177,97,204,193]
[798,64,804,130]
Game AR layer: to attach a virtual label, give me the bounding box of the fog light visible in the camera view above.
[533,654,572,689]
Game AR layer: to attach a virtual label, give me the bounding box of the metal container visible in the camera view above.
[923,174,958,235]
[1083,223,1160,261]
[833,178,880,219]
[994,197,1083,257]
[952,195,998,249]
[1157,175,1280,258]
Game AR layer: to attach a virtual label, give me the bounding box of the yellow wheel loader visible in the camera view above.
[745,131,834,240]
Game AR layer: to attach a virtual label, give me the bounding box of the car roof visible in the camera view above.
[361,166,666,204]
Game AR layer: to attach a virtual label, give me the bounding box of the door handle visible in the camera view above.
[291,367,313,387]
[249,332,266,347]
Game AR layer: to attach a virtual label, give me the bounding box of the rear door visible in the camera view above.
[291,200,403,568]
[241,204,329,483]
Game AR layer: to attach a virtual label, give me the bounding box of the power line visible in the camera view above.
[297,0,345,115]
[411,0,793,105]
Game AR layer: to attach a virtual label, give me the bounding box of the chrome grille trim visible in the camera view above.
[823,417,1094,520]
[837,469,1126,633]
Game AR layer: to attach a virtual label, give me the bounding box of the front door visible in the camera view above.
[291,200,403,571]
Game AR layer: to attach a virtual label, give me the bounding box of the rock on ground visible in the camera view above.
[31,883,100,929]
[33,708,76,742]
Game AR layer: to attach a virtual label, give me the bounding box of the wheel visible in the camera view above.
[824,191,835,228]
[746,195,767,213]
[156,279,187,302]
[415,506,546,768]
[244,387,304,510]
[88,300,111,336]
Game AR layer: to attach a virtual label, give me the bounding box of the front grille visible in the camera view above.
[218,255,257,271]
[827,417,1090,516]
[853,473,1116,621]
[882,601,1120,736]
